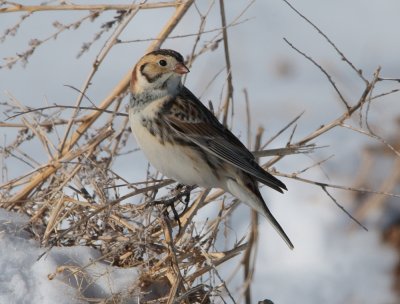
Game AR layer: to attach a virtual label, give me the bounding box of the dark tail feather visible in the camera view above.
[255,186,294,249]
[226,177,294,249]
[255,170,287,193]
[262,202,294,249]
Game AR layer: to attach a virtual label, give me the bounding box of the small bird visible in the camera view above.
[129,49,293,249]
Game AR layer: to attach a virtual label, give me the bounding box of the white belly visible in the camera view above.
[129,107,219,187]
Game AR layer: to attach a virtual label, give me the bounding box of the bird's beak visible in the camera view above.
[173,62,190,75]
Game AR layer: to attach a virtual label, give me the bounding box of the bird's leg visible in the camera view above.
[150,184,195,229]
[153,197,183,232]
[169,206,182,231]
[179,184,194,214]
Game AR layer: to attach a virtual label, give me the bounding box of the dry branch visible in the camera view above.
[219,0,234,126]
[0,2,182,13]
[6,0,194,205]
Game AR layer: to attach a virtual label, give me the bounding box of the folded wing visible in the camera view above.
[164,87,287,193]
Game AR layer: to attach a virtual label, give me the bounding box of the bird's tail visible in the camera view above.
[226,178,294,250]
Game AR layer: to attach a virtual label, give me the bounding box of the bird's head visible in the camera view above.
[131,49,189,96]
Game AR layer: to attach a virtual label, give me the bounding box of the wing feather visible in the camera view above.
[164,88,287,192]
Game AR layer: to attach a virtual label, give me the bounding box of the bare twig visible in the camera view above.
[276,172,400,199]
[241,127,262,304]
[341,123,400,158]
[119,19,249,44]
[244,89,252,148]
[219,0,234,127]
[283,38,350,110]
[59,5,141,155]
[6,0,194,204]
[321,186,367,231]
[295,154,334,175]
[281,0,368,83]
[354,158,400,221]
[5,104,126,121]
[0,1,181,13]
[1,12,98,69]
[262,111,304,149]
[265,67,381,171]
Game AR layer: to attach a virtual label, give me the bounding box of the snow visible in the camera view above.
[0,209,139,304]
[0,196,395,303]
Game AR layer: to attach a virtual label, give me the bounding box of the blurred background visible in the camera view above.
[1,1,400,303]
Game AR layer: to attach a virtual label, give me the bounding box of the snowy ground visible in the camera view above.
[0,209,139,304]
[1,0,400,303]
[0,188,396,303]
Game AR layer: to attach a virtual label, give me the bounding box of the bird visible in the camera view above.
[128,49,294,249]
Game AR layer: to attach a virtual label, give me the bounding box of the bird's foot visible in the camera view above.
[150,184,195,230]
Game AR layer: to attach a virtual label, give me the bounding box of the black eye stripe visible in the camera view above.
[139,63,161,83]
[140,63,147,72]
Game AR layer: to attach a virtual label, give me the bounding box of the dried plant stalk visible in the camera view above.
[6,0,194,205]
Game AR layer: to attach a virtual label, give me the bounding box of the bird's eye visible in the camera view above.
[159,59,167,67]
